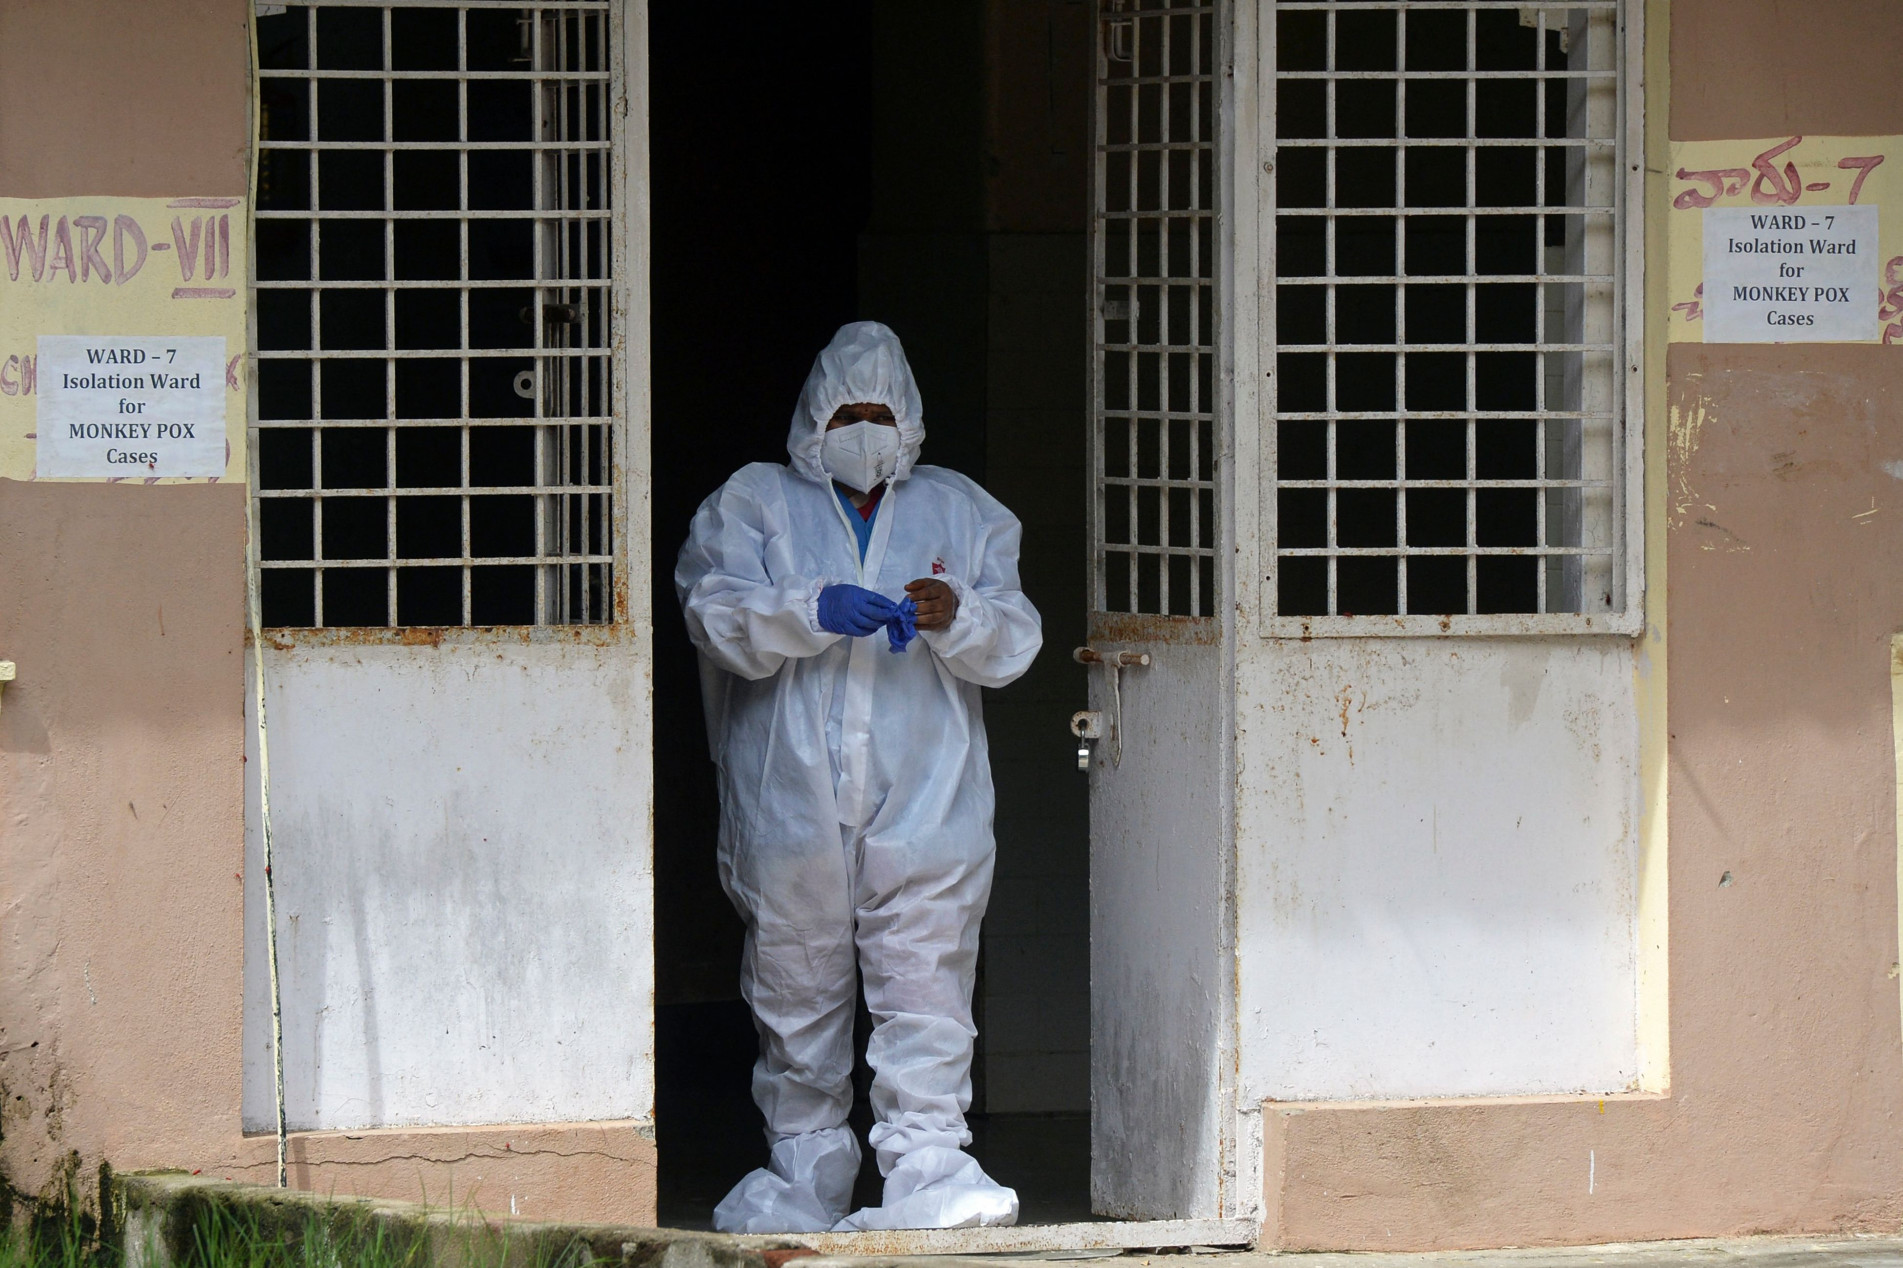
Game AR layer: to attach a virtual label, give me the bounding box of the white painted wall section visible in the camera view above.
[1235,638,1640,1102]
[244,638,653,1131]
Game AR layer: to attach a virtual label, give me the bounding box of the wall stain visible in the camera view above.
[1692,517,1751,551]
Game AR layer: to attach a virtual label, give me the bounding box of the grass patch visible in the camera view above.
[0,1194,603,1268]
[0,1203,115,1268]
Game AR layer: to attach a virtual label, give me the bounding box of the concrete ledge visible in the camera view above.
[1261,1095,1903,1252]
[113,1172,805,1268]
[106,1173,1903,1268]
[210,1122,659,1225]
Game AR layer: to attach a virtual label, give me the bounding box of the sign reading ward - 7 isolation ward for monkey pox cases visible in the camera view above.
[36,336,226,478]
[1702,205,1879,342]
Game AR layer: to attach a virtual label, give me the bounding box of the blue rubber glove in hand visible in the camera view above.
[817,584,899,637]
[885,598,919,654]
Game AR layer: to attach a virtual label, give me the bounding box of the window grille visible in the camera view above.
[1267,0,1637,634]
[1092,0,1219,618]
[253,1,615,628]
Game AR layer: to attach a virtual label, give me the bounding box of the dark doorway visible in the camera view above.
[650,0,1094,1229]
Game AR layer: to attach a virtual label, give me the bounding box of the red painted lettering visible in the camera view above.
[112,214,148,284]
[1673,168,1749,209]
[0,215,49,281]
[1838,154,1885,205]
[2,355,40,396]
[0,354,36,396]
[1878,256,1903,322]
[171,215,202,281]
[74,215,111,283]
[1748,135,1804,206]
[1671,283,1705,323]
[45,216,76,283]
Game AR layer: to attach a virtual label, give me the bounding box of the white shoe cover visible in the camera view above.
[713,1128,862,1234]
[832,1146,1018,1231]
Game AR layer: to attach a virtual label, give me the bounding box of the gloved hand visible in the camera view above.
[885,598,918,654]
[817,584,898,637]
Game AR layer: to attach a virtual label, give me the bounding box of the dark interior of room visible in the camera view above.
[650,0,1095,1229]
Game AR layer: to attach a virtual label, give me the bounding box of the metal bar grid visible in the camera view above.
[256,553,609,567]
[1268,0,1624,622]
[1091,0,1219,618]
[1277,410,1611,419]
[290,0,609,6]
[257,347,608,358]
[252,1,613,629]
[1274,137,1613,148]
[1256,204,1613,214]
[256,210,609,219]
[261,72,610,81]
[254,140,612,149]
[1277,70,1615,78]
[1275,341,1613,352]
[1277,1,1617,7]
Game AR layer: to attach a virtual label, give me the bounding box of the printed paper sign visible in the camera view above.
[36,336,226,477]
[1701,206,1878,342]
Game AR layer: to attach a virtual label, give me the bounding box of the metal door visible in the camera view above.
[1083,0,1236,1220]
[242,1,654,1133]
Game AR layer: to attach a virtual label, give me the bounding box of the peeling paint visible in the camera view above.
[1667,377,1712,527]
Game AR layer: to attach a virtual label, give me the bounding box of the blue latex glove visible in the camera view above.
[885,597,919,654]
[817,583,898,637]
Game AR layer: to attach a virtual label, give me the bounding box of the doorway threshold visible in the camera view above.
[770,1218,1258,1257]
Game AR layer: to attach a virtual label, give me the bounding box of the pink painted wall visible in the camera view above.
[0,0,254,1208]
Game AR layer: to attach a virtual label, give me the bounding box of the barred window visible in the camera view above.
[1267,0,1640,634]
[1092,0,1219,618]
[253,2,615,628]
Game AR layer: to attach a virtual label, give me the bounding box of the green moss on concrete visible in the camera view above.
[109,1174,802,1268]
[0,1153,118,1268]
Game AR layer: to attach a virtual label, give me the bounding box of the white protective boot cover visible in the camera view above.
[713,1127,862,1234]
[832,1145,1019,1231]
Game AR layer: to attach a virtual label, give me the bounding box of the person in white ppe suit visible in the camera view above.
[676,321,1042,1233]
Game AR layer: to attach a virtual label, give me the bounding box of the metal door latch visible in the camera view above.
[1072,647,1152,768]
[1070,710,1104,770]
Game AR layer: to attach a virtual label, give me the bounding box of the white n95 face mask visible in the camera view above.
[820,421,902,494]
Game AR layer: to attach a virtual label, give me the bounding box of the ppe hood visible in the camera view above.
[787,321,925,485]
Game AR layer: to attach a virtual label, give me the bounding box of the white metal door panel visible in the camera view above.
[1235,637,1641,1102]
[1087,630,1227,1218]
[243,638,652,1130]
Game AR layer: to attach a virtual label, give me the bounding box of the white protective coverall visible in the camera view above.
[676,322,1043,1233]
